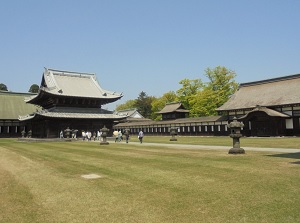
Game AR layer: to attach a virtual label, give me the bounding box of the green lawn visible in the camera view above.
[0,138,300,222]
[130,135,300,149]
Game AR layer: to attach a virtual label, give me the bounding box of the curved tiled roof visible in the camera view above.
[239,107,290,119]
[114,108,144,118]
[26,68,123,103]
[157,102,189,114]
[19,107,126,121]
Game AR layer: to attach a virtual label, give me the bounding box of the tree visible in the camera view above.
[135,91,154,118]
[151,91,178,120]
[188,66,238,117]
[176,78,203,109]
[115,66,238,119]
[0,83,8,91]
[205,66,238,108]
[115,99,137,111]
[29,84,39,93]
[189,88,216,117]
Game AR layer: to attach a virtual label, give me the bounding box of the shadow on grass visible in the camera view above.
[267,152,300,165]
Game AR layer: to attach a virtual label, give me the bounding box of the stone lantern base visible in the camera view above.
[228,147,245,154]
[100,141,109,145]
[170,138,177,141]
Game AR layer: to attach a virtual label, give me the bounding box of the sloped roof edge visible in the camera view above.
[240,73,300,88]
[26,68,123,104]
[216,73,300,111]
[114,115,227,127]
[19,107,127,120]
[157,102,189,114]
[239,107,290,120]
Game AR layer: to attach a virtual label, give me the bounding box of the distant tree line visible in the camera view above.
[115,66,239,120]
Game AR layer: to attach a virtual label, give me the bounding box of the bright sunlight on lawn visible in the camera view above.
[0,137,300,222]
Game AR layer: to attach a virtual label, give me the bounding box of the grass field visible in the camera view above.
[129,135,300,148]
[0,137,300,222]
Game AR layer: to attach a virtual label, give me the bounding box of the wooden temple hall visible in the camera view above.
[1,71,300,138]
[217,74,300,137]
[113,102,229,136]
[114,74,300,137]
[16,68,126,138]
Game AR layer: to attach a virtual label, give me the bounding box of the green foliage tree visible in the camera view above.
[0,83,8,91]
[189,88,216,117]
[189,66,238,117]
[205,66,238,107]
[115,99,137,111]
[176,78,203,109]
[113,65,238,119]
[28,84,39,93]
[135,91,155,118]
[151,91,178,120]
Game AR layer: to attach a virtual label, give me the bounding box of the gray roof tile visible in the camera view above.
[217,74,300,111]
[0,91,40,120]
[19,107,126,121]
[27,68,122,102]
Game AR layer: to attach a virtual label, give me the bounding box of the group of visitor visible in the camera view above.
[113,130,123,142]
[113,129,144,144]
[59,129,78,139]
[60,128,145,143]
[81,130,103,141]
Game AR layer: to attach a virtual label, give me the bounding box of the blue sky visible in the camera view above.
[1,0,300,110]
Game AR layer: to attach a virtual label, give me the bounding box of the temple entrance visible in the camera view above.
[241,109,287,137]
[250,117,272,137]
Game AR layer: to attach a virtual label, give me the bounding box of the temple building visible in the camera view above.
[157,102,189,120]
[0,91,39,138]
[19,68,126,138]
[216,74,300,137]
[114,74,300,137]
[114,108,144,119]
[2,70,300,138]
[113,102,229,136]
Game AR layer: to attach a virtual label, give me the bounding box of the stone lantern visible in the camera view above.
[228,117,245,154]
[100,125,109,145]
[64,127,72,139]
[27,130,32,138]
[170,127,178,141]
[21,128,26,138]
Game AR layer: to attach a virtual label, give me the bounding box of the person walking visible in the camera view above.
[60,130,64,138]
[113,130,119,142]
[82,131,86,141]
[115,131,122,142]
[118,131,123,141]
[87,131,92,141]
[97,130,101,141]
[138,130,144,144]
[124,129,130,143]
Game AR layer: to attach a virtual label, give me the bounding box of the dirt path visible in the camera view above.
[119,141,300,153]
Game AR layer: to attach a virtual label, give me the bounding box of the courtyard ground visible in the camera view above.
[0,137,299,222]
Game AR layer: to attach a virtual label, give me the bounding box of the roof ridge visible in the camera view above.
[0,90,37,96]
[240,73,300,87]
[45,67,96,76]
[165,101,181,105]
